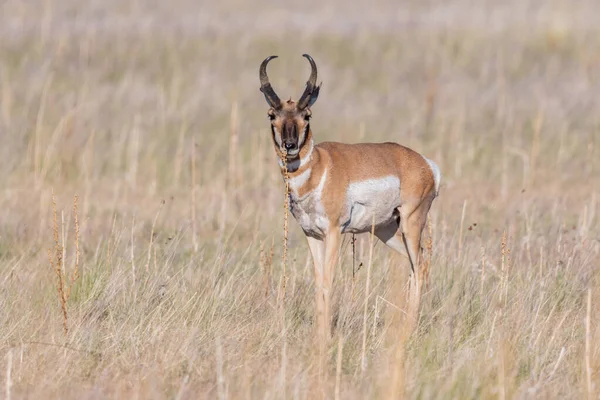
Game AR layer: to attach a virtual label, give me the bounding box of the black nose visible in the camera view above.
[284,143,296,150]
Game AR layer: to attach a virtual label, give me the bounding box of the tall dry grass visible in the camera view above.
[1,0,599,398]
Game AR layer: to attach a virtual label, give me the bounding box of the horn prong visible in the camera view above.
[302,54,318,87]
[259,55,281,108]
[297,54,319,110]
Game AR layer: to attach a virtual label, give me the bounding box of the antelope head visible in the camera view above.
[259,54,321,161]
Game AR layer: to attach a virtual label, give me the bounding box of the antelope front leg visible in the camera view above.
[306,236,326,348]
[322,227,341,340]
[306,228,341,350]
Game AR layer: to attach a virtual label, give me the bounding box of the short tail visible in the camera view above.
[424,157,441,196]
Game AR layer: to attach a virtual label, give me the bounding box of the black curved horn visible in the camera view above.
[297,54,321,110]
[259,56,281,108]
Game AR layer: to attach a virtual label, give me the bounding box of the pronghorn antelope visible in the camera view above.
[259,54,441,344]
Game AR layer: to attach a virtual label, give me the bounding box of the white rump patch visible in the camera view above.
[423,157,441,194]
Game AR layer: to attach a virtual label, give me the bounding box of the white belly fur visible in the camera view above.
[341,176,401,234]
[289,173,401,237]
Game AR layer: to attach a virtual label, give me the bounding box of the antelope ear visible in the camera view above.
[306,83,321,108]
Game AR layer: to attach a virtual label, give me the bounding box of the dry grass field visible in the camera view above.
[1,0,600,398]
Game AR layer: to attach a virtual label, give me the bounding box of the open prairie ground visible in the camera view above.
[1,0,599,398]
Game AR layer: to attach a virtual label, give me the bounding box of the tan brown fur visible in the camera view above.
[292,140,436,224]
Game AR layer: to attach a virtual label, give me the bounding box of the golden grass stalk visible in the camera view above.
[458,200,467,259]
[260,238,275,298]
[278,147,290,389]
[32,74,53,185]
[72,195,80,286]
[500,230,507,300]
[351,233,357,280]
[335,334,344,400]
[215,334,226,400]
[500,230,511,308]
[360,217,375,372]
[130,216,136,288]
[47,191,81,335]
[228,101,239,189]
[1,69,12,127]
[372,296,379,340]
[386,289,411,399]
[480,245,486,297]
[5,349,12,400]
[495,229,511,398]
[278,150,290,302]
[48,189,68,335]
[279,313,288,399]
[173,123,187,188]
[424,219,433,289]
[191,139,198,253]
[145,200,164,274]
[106,213,117,264]
[529,106,544,187]
[585,288,593,400]
[65,195,80,300]
[497,336,507,400]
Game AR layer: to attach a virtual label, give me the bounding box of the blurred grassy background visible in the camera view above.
[1,0,599,398]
